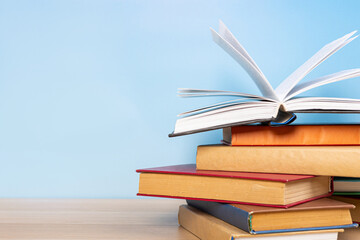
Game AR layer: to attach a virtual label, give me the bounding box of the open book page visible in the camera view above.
[275,31,358,101]
[284,97,360,112]
[172,101,279,135]
[211,28,279,100]
[180,101,275,120]
[218,21,264,75]
[170,23,360,137]
[178,88,274,100]
[283,69,360,101]
[179,101,273,118]
[178,99,271,117]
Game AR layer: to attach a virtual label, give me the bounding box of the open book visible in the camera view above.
[169,21,360,137]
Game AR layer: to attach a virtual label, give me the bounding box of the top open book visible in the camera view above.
[169,21,360,137]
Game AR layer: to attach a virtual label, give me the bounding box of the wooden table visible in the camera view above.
[0,199,199,239]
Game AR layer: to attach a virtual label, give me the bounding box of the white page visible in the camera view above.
[211,28,279,100]
[285,96,360,103]
[284,69,360,101]
[180,101,274,120]
[285,97,360,112]
[173,101,278,134]
[178,88,274,100]
[178,99,270,117]
[218,20,263,74]
[275,31,357,100]
[285,96,360,107]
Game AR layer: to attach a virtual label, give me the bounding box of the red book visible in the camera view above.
[137,164,332,208]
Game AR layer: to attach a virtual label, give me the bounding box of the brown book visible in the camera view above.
[137,164,332,208]
[338,228,360,240]
[187,198,355,234]
[223,125,360,146]
[331,196,360,223]
[196,145,360,177]
[178,205,343,240]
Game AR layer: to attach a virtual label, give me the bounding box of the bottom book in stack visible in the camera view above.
[186,198,356,234]
[178,205,344,240]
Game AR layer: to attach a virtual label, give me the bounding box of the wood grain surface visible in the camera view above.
[0,199,199,239]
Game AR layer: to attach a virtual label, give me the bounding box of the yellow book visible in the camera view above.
[196,145,360,177]
[137,164,331,207]
[331,196,360,223]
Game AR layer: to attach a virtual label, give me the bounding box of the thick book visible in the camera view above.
[137,164,332,208]
[331,196,360,224]
[196,145,360,177]
[187,198,357,234]
[169,21,360,137]
[178,205,343,240]
[334,177,360,194]
[222,125,360,146]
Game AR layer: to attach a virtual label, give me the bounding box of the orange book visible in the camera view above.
[223,125,360,146]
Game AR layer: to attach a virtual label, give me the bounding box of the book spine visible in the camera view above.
[226,125,360,146]
[196,145,360,177]
[178,205,234,240]
[186,200,251,233]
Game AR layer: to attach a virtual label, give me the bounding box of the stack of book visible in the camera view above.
[138,125,360,239]
[137,22,360,239]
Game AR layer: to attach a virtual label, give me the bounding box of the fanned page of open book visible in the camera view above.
[170,21,360,137]
[211,21,278,100]
[275,31,358,100]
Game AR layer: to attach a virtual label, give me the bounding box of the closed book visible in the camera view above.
[334,177,360,194]
[223,125,360,146]
[187,198,357,234]
[178,205,343,240]
[331,196,360,224]
[137,164,332,208]
[196,145,360,177]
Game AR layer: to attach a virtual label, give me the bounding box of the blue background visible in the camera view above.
[0,0,360,198]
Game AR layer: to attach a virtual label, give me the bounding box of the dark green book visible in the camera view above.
[334,177,360,195]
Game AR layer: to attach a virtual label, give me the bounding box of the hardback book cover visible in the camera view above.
[137,164,332,208]
[331,196,360,224]
[223,125,360,146]
[196,145,360,177]
[187,198,357,234]
[178,205,344,240]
